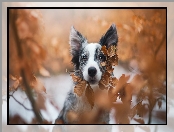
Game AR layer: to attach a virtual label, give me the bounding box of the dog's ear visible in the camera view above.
[99,24,118,48]
[69,26,87,56]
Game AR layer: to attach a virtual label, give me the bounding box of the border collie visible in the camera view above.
[55,24,118,124]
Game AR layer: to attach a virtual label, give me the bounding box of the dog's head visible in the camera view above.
[70,24,118,85]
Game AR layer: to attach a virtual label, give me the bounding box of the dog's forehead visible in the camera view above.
[83,43,101,53]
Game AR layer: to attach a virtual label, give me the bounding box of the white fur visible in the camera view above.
[83,43,102,85]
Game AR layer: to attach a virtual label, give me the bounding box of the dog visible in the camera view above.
[55,24,118,124]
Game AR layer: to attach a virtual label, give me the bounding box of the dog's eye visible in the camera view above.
[82,55,87,60]
[99,54,105,60]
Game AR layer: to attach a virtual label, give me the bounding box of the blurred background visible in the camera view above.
[2,2,174,132]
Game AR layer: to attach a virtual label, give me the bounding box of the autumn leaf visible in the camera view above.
[110,77,118,87]
[107,45,116,57]
[108,55,118,66]
[35,92,46,110]
[74,80,87,97]
[136,102,148,118]
[101,45,107,55]
[70,73,82,83]
[94,90,111,110]
[133,118,145,124]
[85,84,94,109]
[66,110,78,123]
[106,65,114,74]
[108,86,118,102]
[9,75,22,91]
[99,81,106,90]
[39,65,50,77]
[130,74,147,94]
[30,76,46,93]
[113,103,130,124]
[112,74,130,95]
[124,84,133,103]
[101,61,106,66]
[99,71,110,90]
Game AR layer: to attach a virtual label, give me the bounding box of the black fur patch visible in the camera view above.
[71,51,80,70]
[94,47,106,73]
[99,24,118,48]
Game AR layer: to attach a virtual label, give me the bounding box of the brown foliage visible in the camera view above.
[9,8,166,124]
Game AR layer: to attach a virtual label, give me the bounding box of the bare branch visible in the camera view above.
[9,94,33,111]
[9,9,43,123]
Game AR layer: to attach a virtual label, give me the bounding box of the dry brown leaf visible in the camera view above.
[108,86,118,102]
[101,72,110,85]
[110,77,118,87]
[95,90,111,110]
[39,66,50,77]
[130,74,147,94]
[133,118,145,124]
[107,45,116,57]
[101,61,106,66]
[124,84,133,103]
[101,45,107,55]
[99,81,106,90]
[70,73,82,83]
[85,84,94,109]
[113,103,130,124]
[13,80,20,90]
[9,74,18,81]
[108,55,118,66]
[74,80,86,96]
[9,75,22,91]
[35,92,46,110]
[66,110,78,123]
[99,71,110,90]
[112,74,130,95]
[30,76,46,93]
[106,65,114,74]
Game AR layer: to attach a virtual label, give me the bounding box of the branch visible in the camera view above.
[9,9,43,123]
[9,93,33,111]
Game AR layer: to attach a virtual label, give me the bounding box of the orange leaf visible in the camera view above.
[107,45,116,57]
[112,74,130,95]
[101,61,106,66]
[106,65,114,74]
[30,76,46,93]
[130,74,147,94]
[101,45,107,55]
[85,84,94,109]
[39,66,50,77]
[70,73,82,83]
[108,86,118,102]
[99,71,111,90]
[108,55,118,66]
[35,92,46,110]
[133,118,145,124]
[110,77,118,87]
[74,80,87,96]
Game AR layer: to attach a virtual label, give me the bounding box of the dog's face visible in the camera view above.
[70,24,118,85]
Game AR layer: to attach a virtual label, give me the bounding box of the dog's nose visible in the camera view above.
[88,67,97,77]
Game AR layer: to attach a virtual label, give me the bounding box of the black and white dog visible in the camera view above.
[55,24,118,124]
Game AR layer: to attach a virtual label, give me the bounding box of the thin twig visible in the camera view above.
[9,94,33,111]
